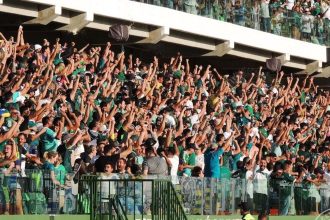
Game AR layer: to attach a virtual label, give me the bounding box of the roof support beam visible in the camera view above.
[296,60,322,75]
[162,36,215,50]
[0,4,38,17]
[138,27,169,44]
[203,40,234,57]
[57,12,94,35]
[86,22,149,38]
[315,66,330,78]
[228,50,306,69]
[305,60,322,75]
[277,53,290,64]
[24,5,61,25]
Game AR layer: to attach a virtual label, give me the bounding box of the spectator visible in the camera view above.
[162,142,180,177]
[260,0,271,32]
[204,132,235,179]
[179,143,197,176]
[279,160,296,215]
[191,166,204,177]
[95,140,132,173]
[98,162,119,213]
[184,0,199,14]
[0,139,17,174]
[42,150,62,201]
[301,9,314,41]
[253,158,271,214]
[143,146,168,176]
[116,158,129,175]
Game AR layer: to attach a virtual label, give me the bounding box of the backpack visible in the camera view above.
[22,192,47,214]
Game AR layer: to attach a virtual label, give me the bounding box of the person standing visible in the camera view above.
[184,0,198,14]
[260,0,271,32]
[143,146,168,176]
[253,158,271,214]
[99,162,119,213]
[204,132,234,179]
[279,160,296,215]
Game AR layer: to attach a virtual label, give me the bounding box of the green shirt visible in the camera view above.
[222,151,231,169]
[259,127,268,138]
[40,128,57,152]
[183,152,196,166]
[55,164,67,185]
[0,141,6,152]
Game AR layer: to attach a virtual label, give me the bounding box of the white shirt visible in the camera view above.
[71,143,85,166]
[99,173,120,202]
[246,170,254,198]
[196,154,205,170]
[260,0,270,18]
[274,145,282,157]
[287,0,295,10]
[323,171,330,197]
[168,155,179,176]
[253,168,271,195]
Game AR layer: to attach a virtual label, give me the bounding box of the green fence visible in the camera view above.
[77,175,187,220]
[1,170,330,217]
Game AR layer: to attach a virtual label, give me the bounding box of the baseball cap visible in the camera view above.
[34,44,42,50]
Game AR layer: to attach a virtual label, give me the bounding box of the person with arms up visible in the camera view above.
[204,131,235,179]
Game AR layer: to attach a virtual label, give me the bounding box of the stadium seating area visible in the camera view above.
[137,0,330,46]
[0,23,329,217]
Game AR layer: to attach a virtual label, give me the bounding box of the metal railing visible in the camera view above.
[78,175,187,220]
[1,169,330,216]
[0,169,75,215]
[153,180,187,220]
[135,0,330,46]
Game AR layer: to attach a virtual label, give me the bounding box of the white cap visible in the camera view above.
[267,134,273,141]
[185,100,193,109]
[223,131,232,140]
[39,99,51,105]
[190,114,199,125]
[34,89,40,97]
[236,101,243,107]
[272,87,278,94]
[249,127,260,138]
[34,44,42,50]
[166,115,176,127]
[100,124,107,133]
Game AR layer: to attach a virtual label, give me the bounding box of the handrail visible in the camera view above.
[168,181,188,220]
[2,170,330,216]
[78,177,188,220]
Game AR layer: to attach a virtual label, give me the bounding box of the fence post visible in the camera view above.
[152,180,155,220]
[167,181,170,220]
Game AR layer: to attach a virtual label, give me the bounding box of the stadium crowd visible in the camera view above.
[138,0,330,44]
[0,26,330,216]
